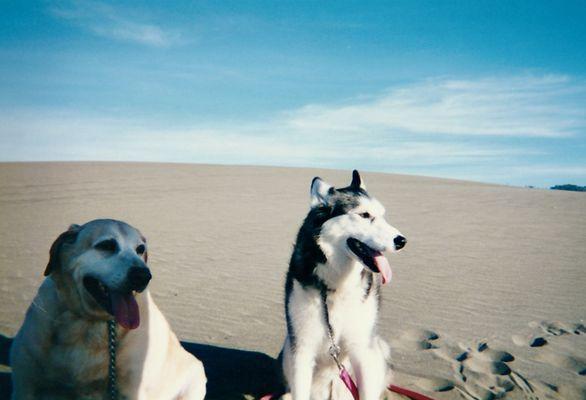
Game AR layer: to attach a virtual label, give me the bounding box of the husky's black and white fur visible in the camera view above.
[281,170,406,400]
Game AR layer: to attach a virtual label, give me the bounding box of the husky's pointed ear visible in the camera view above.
[44,224,81,276]
[310,177,334,208]
[350,169,366,190]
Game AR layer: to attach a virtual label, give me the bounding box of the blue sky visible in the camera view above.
[1,1,585,187]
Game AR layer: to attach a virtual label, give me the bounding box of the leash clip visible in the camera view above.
[329,343,343,370]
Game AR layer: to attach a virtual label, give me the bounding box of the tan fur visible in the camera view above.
[10,221,206,400]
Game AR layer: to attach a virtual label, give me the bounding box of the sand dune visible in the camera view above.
[0,162,584,399]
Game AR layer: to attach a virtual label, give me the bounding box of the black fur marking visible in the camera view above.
[287,207,329,286]
[362,270,373,301]
[284,274,297,351]
[360,269,382,308]
[284,206,328,350]
[336,185,369,198]
[350,169,362,189]
[330,189,365,218]
[286,185,366,287]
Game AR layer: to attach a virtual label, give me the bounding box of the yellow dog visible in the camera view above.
[10,219,206,399]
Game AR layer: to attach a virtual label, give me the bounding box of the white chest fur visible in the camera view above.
[287,267,379,359]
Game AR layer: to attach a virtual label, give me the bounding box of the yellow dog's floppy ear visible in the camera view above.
[44,224,81,276]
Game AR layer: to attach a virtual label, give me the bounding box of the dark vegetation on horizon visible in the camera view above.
[550,184,586,192]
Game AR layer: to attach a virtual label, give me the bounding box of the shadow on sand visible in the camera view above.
[0,334,283,400]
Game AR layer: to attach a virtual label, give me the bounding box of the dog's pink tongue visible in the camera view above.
[111,292,140,330]
[374,255,392,285]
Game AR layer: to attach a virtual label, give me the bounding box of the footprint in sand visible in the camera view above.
[432,342,468,362]
[475,341,515,363]
[426,340,517,399]
[392,328,440,351]
[529,320,585,336]
[412,376,454,392]
[396,323,584,399]
[514,320,586,376]
[534,348,586,376]
[512,333,548,348]
[453,343,518,399]
[574,323,586,335]
[400,331,519,399]
[514,321,574,347]
[463,357,511,376]
[529,337,548,347]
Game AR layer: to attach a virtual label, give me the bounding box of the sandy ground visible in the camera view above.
[0,162,584,399]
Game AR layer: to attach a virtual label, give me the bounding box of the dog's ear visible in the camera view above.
[310,177,334,208]
[350,169,366,190]
[44,224,81,276]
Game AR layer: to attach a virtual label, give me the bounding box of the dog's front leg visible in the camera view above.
[10,347,38,400]
[284,342,315,400]
[290,351,315,400]
[349,346,387,400]
[177,359,207,400]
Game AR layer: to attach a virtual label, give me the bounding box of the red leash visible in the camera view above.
[388,384,436,400]
[259,383,436,400]
[263,289,437,399]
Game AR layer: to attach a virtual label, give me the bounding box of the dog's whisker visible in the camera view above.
[31,300,47,313]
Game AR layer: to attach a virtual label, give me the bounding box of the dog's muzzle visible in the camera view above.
[82,265,152,330]
[346,237,393,284]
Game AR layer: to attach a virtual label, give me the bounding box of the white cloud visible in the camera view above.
[0,109,541,168]
[509,165,586,177]
[1,74,584,186]
[286,75,586,137]
[50,0,180,47]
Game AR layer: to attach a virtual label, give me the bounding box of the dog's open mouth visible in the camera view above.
[346,238,392,285]
[83,277,140,330]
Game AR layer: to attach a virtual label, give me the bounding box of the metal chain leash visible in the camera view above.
[319,287,343,371]
[107,319,119,400]
[319,286,361,400]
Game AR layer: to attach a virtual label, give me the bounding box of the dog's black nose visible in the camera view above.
[127,267,152,292]
[394,235,407,250]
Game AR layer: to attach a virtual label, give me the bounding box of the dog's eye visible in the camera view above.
[359,212,371,219]
[95,239,118,252]
[136,244,146,255]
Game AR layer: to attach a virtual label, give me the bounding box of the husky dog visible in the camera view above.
[10,219,206,400]
[281,171,406,400]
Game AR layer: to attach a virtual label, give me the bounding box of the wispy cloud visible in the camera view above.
[509,165,586,177]
[50,0,180,47]
[1,74,584,186]
[0,108,545,172]
[286,75,586,137]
